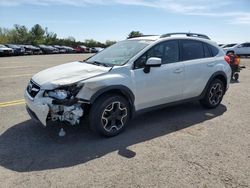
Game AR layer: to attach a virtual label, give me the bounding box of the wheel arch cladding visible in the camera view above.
[90,85,135,117]
[201,71,227,97]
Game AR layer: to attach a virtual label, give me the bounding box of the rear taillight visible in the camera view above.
[224,55,230,64]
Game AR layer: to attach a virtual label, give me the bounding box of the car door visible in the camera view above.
[180,39,216,99]
[132,40,184,111]
[240,43,250,55]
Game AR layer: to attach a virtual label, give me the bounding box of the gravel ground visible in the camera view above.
[0,55,249,188]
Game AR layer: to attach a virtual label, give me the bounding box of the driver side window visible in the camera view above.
[134,40,179,69]
[134,43,164,69]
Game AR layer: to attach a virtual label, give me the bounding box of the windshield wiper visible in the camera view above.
[86,61,110,67]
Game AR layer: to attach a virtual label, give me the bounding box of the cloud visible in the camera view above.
[0,0,249,25]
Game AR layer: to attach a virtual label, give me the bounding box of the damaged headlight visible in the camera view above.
[47,90,68,100]
[44,84,83,100]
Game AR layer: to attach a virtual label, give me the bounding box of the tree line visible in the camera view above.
[0,24,144,47]
[0,24,117,48]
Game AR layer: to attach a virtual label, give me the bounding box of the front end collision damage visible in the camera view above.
[24,62,134,127]
[24,61,113,126]
[25,83,89,127]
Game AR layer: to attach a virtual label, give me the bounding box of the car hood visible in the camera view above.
[0,47,13,50]
[32,61,111,89]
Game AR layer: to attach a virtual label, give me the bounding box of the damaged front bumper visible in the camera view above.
[24,89,85,126]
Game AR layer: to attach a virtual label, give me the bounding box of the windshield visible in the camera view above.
[85,40,152,66]
[0,44,7,48]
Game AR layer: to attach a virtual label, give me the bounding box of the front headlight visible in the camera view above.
[44,84,84,100]
[47,90,68,100]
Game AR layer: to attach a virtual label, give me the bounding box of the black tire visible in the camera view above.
[200,79,225,109]
[234,73,239,81]
[89,94,130,137]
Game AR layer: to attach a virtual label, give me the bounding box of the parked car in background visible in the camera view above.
[223,42,250,56]
[53,45,67,53]
[90,47,104,53]
[75,45,90,53]
[5,44,25,55]
[222,43,237,49]
[0,44,14,56]
[47,45,59,54]
[21,45,42,55]
[38,45,56,54]
[62,46,76,53]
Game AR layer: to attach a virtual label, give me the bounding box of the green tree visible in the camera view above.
[0,28,11,43]
[12,24,31,44]
[30,24,45,45]
[127,31,143,39]
[105,40,116,47]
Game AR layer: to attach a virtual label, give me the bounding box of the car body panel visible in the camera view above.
[24,34,231,127]
[31,61,111,89]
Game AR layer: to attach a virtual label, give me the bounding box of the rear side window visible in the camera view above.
[242,43,250,47]
[203,43,212,58]
[208,44,219,56]
[181,40,204,61]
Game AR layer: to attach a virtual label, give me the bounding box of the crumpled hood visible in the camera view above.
[32,61,111,89]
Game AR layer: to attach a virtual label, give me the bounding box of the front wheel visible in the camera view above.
[200,79,225,109]
[89,94,130,137]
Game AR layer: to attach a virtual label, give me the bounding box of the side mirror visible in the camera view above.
[143,57,162,73]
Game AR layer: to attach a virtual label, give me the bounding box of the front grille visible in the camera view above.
[3,50,11,53]
[27,80,40,98]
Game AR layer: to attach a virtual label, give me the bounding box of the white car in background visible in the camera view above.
[0,44,14,56]
[223,42,250,56]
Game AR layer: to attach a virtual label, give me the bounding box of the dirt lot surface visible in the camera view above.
[0,54,249,188]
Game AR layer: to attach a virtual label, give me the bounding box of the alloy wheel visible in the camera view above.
[209,83,223,106]
[101,101,128,133]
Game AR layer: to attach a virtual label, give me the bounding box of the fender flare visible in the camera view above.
[90,84,134,103]
[89,85,135,117]
[200,71,228,98]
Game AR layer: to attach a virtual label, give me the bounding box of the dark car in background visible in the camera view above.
[53,45,67,53]
[47,45,59,53]
[62,46,76,53]
[38,45,56,54]
[0,44,14,56]
[5,44,25,55]
[20,45,42,55]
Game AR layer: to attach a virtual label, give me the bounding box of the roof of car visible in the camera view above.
[128,35,160,41]
[129,33,218,46]
[128,32,210,41]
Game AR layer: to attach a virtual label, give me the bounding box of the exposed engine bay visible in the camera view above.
[25,79,87,126]
[49,103,83,125]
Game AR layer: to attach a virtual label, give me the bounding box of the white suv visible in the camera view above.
[223,42,250,56]
[25,33,231,137]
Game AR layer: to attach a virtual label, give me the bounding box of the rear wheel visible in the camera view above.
[200,79,225,109]
[234,73,239,81]
[89,94,130,137]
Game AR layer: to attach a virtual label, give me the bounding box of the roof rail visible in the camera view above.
[160,32,210,40]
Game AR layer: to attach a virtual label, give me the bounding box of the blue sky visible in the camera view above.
[0,0,249,43]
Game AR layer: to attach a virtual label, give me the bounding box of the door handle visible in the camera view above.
[174,68,183,73]
[207,62,215,67]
